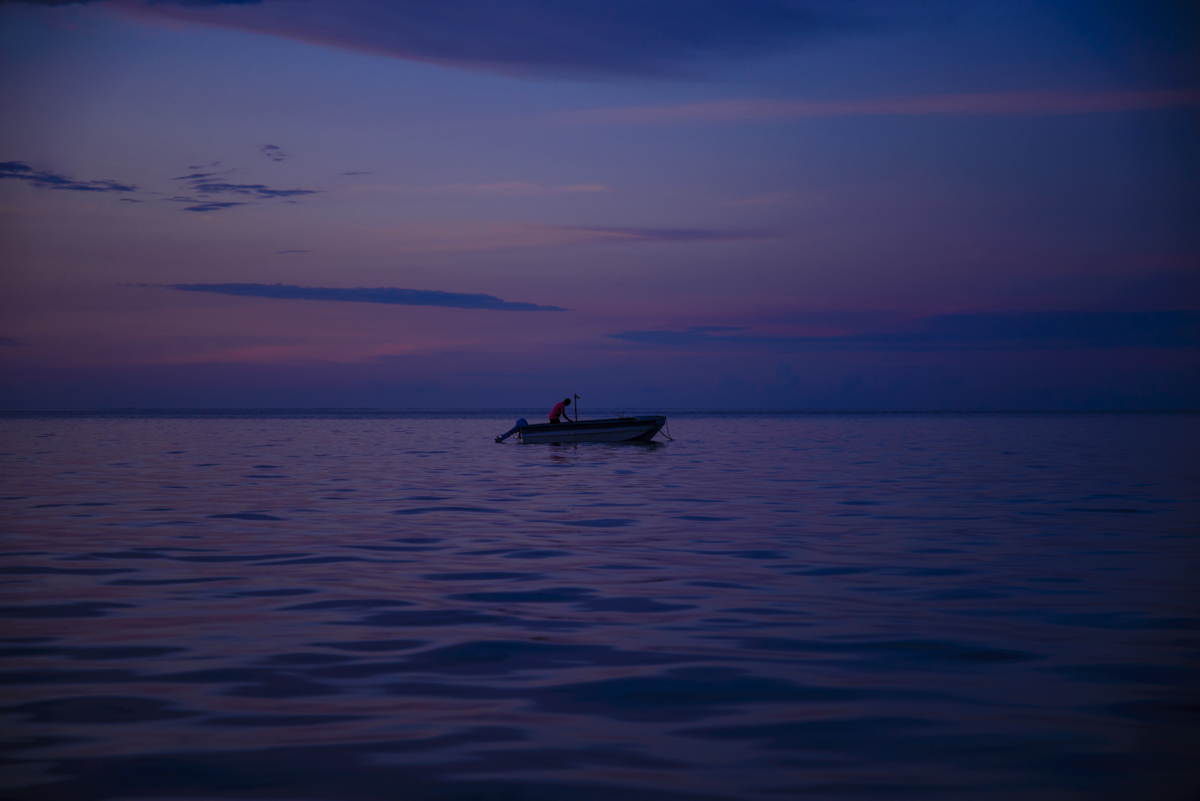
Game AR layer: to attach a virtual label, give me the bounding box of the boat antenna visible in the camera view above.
[574,394,580,422]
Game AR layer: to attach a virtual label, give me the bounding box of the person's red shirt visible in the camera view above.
[550,401,567,421]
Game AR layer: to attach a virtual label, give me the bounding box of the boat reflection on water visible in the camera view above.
[496,415,668,444]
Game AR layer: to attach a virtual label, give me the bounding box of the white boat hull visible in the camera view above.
[518,416,666,444]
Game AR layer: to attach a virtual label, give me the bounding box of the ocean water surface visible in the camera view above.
[1,411,1197,800]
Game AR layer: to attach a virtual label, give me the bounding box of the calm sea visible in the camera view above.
[1,411,1197,801]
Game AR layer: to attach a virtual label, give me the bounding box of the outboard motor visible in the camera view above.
[495,419,528,443]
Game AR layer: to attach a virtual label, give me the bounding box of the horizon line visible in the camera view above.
[2,407,1196,415]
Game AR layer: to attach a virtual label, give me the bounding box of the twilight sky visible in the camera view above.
[1,0,1197,409]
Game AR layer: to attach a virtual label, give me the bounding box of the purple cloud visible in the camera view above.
[568,227,778,242]
[107,0,901,78]
[154,282,568,311]
[0,161,137,193]
[168,170,319,210]
[611,312,1200,351]
[183,201,248,212]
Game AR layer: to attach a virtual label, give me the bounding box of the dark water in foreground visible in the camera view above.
[1,412,1197,801]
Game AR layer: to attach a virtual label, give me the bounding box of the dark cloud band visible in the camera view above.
[0,161,136,193]
[3,161,315,211]
[611,311,1200,351]
[183,202,248,212]
[171,170,318,206]
[158,283,568,311]
[55,0,898,78]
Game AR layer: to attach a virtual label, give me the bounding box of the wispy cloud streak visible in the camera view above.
[169,170,318,211]
[187,182,315,199]
[350,222,777,253]
[611,312,1200,351]
[0,161,137,193]
[544,90,1200,125]
[570,226,776,242]
[173,171,316,199]
[349,181,609,198]
[182,201,248,213]
[1,160,317,212]
[431,182,608,197]
[154,283,568,311]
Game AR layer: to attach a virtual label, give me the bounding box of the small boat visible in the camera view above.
[496,415,667,444]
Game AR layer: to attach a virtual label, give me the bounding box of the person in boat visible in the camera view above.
[549,397,573,424]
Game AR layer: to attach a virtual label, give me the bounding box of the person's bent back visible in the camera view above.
[549,397,572,423]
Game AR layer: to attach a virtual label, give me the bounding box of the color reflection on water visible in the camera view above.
[1,413,1197,800]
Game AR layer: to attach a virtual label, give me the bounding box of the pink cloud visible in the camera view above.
[345,182,608,198]
[433,182,608,197]
[354,223,777,253]
[131,340,447,366]
[541,89,1200,125]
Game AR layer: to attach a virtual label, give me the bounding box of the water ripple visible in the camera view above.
[0,412,1197,800]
